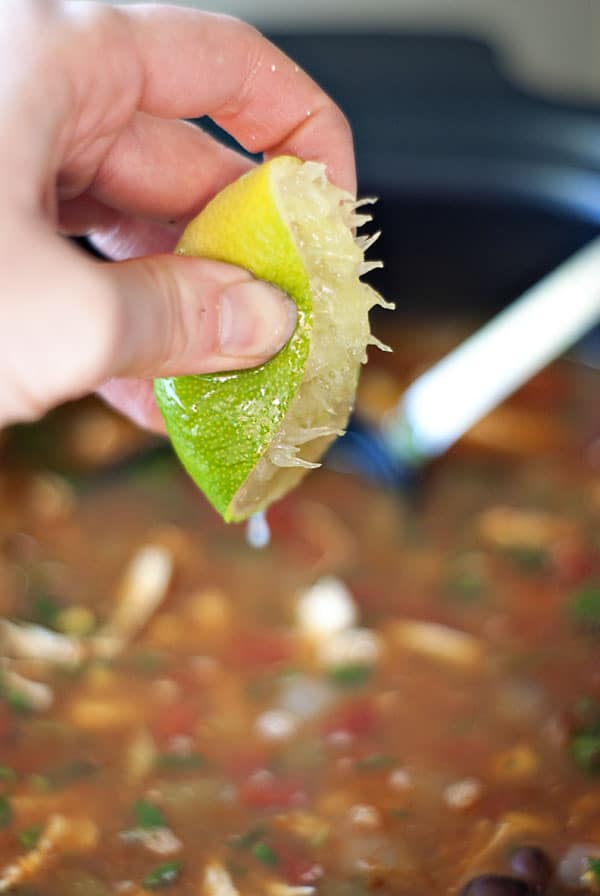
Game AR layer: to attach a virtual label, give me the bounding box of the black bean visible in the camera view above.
[460,874,533,896]
[510,846,553,891]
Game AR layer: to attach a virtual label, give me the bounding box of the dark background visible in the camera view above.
[198,32,600,327]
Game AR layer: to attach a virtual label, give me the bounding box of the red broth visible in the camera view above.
[0,324,600,896]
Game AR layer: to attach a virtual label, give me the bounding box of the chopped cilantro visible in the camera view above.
[132,650,167,675]
[37,759,97,791]
[589,858,600,885]
[29,594,62,630]
[156,753,205,771]
[18,825,42,850]
[225,860,248,879]
[569,583,600,629]
[0,796,13,829]
[5,691,33,715]
[452,717,478,735]
[390,808,413,819]
[575,695,597,720]
[571,731,600,775]
[134,799,166,830]
[141,860,181,889]
[0,766,16,784]
[504,546,547,573]
[277,666,301,680]
[246,677,275,701]
[569,695,600,775]
[443,554,487,602]
[444,574,485,602]
[329,664,371,688]
[320,879,370,896]
[251,842,279,867]
[357,754,395,770]
[229,825,267,850]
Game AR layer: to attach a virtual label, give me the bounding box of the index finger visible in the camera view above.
[113,4,356,195]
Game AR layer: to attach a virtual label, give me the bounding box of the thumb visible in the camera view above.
[108,252,297,379]
[0,229,296,427]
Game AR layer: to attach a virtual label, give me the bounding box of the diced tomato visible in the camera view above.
[268,497,303,539]
[231,630,296,669]
[267,499,325,567]
[151,699,198,745]
[240,774,308,809]
[551,540,597,586]
[437,734,493,773]
[276,841,324,886]
[323,698,377,739]
[222,747,272,780]
[350,580,383,612]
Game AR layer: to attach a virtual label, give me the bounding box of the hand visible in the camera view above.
[0,1,355,431]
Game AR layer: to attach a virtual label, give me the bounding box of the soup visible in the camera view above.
[0,323,599,896]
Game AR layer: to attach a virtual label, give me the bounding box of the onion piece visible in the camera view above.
[255,710,298,741]
[277,675,337,721]
[443,778,483,811]
[296,577,357,636]
[318,628,383,669]
[337,829,413,875]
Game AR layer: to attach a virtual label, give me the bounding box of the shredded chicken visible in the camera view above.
[124,728,158,780]
[387,620,484,669]
[0,663,53,711]
[92,544,172,658]
[120,826,182,856]
[266,885,315,896]
[458,811,556,887]
[273,811,330,845]
[0,620,82,666]
[0,814,98,892]
[492,744,539,780]
[68,695,143,730]
[478,506,575,550]
[203,862,240,896]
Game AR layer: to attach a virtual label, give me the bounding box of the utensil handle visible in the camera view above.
[384,235,600,461]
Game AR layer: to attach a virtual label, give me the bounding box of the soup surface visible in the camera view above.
[0,324,600,896]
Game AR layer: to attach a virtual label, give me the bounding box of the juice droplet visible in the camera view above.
[246,511,271,549]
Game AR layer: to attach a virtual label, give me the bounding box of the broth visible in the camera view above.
[0,325,599,895]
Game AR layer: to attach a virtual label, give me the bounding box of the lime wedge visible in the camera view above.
[154,156,390,521]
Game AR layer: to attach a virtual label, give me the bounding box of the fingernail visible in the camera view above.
[219,280,297,358]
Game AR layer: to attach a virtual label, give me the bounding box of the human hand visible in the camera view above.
[0,0,355,431]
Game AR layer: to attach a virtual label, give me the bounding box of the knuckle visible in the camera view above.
[218,21,269,118]
[321,100,353,139]
[11,0,59,27]
[55,261,125,392]
[222,15,262,42]
[0,376,46,427]
[133,256,187,372]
